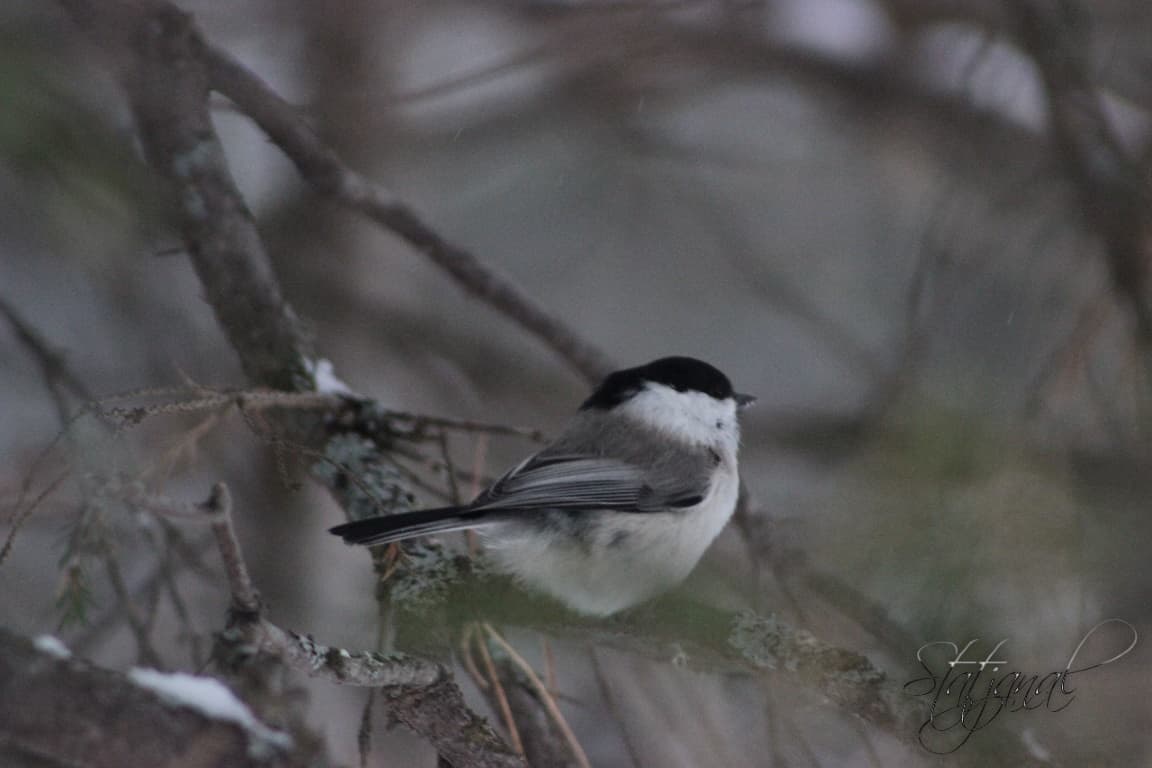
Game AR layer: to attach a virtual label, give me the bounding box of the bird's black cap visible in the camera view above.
[581,356,740,410]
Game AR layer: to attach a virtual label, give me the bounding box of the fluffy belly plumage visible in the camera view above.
[483,461,739,616]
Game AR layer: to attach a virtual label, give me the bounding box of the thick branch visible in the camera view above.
[204,47,615,385]
[60,0,312,391]
[0,630,310,768]
[55,2,533,764]
[385,554,925,741]
[403,559,1051,765]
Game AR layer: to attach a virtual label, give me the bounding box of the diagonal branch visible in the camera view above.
[203,47,616,385]
[58,3,523,764]
[1011,0,1152,345]
[60,0,313,392]
[0,295,94,424]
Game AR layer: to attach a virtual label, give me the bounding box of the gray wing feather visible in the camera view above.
[474,456,647,511]
[471,409,717,513]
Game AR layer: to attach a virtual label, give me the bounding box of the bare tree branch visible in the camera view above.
[59,0,313,391]
[48,2,1064,764]
[55,4,528,764]
[203,46,616,385]
[200,482,259,616]
[0,295,93,424]
[1011,0,1152,346]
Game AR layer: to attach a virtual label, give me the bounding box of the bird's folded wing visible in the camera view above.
[474,455,642,509]
[473,454,702,512]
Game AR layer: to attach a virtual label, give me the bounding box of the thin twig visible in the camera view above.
[476,625,525,757]
[384,411,546,442]
[0,296,94,424]
[1024,294,1114,418]
[386,451,458,504]
[201,483,260,615]
[357,689,376,768]
[235,400,393,508]
[0,468,71,567]
[102,550,165,668]
[436,429,462,506]
[460,623,490,691]
[96,390,335,430]
[159,546,205,669]
[3,401,82,529]
[146,410,225,485]
[483,623,592,768]
[198,482,448,687]
[71,524,217,656]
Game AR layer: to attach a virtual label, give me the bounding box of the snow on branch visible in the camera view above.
[0,629,313,768]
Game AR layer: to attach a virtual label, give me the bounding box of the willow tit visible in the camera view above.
[330,357,754,616]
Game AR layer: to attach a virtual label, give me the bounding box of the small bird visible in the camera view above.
[330,357,754,616]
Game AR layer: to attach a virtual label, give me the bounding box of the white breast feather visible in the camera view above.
[484,384,741,616]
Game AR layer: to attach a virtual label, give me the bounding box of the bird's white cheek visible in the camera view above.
[622,388,739,447]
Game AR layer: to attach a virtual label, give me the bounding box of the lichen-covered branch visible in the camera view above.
[217,618,525,767]
[225,620,442,689]
[200,481,442,689]
[200,482,524,766]
[416,558,924,742]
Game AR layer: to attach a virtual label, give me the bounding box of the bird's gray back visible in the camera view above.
[540,411,717,506]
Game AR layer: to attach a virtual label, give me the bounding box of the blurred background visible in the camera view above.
[3,0,1152,765]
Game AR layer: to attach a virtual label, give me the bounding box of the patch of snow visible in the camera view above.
[128,668,292,757]
[33,635,71,659]
[307,358,355,396]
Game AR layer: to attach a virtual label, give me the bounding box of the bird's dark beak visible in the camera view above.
[735,393,757,410]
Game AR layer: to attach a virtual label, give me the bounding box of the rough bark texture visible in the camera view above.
[385,679,525,768]
[56,2,525,765]
[0,630,311,768]
[61,0,312,391]
[501,661,582,768]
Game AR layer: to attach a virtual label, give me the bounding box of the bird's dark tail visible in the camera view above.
[329,506,492,547]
